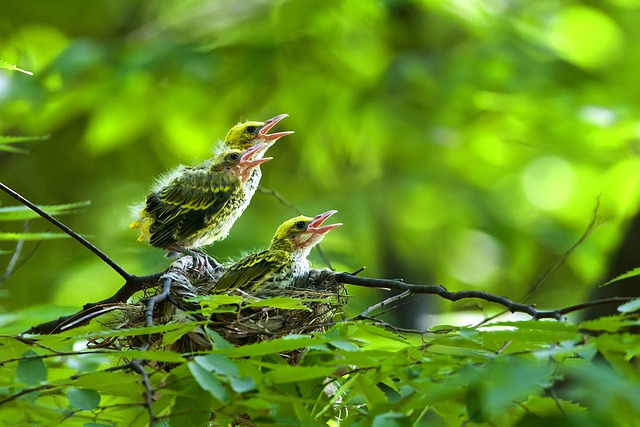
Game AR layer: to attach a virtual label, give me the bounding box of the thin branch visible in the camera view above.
[25,272,163,334]
[522,197,603,303]
[144,277,173,327]
[129,360,157,427]
[0,181,130,280]
[0,220,28,287]
[258,185,333,269]
[473,199,603,327]
[333,273,635,320]
[349,290,412,320]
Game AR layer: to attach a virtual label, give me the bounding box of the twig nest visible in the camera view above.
[113,256,346,364]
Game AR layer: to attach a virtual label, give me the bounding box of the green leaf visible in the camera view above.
[354,374,388,411]
[246,296,313,311]
[188,362,230,403]
[617,299,640,314]
[264,365,336,384]
[372,412,412,427]
[230,376,256,393]
[169,371,212,427]
[16,350,47,386]
[205,328,234,349]
[0,232,73,241]
[579,316,639,333]
[214,334,326,358]
[0,201,90,221]
[67,387,101,410]
[194,354,238,376]
[600,267,640,287]
[0,135,48,152]
[0,60,33,75]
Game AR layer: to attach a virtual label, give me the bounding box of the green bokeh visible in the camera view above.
[1,0,640,325]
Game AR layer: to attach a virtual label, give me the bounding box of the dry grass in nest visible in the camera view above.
[101,256,346,365]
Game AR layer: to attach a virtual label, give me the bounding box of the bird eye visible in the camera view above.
[228,153,240,161]
[246,125,257,134]
[295,221,307,230]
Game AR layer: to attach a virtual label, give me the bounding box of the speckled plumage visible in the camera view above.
[213,211,342,293]
[130,115,292,253]
[130,146,270,251]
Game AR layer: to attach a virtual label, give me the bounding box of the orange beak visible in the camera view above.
[259,113,295,141]
[308,210,342,235]
[240,143,272,168]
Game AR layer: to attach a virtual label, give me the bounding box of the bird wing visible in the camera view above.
[213,250,289,293]
[146,167,238,248]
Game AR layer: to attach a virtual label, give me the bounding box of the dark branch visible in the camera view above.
[0,181,131,280]
[25,272,164,334]
[333,273,635,320]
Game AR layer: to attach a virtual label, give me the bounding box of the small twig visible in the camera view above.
[522,197,603,303]
[474,199,604,327]
[25,272,164,334]
[129,360,157,427]
[0,181,130,280]
[0,220,28,287]
[258,185,334,269]
[350,290,412,320]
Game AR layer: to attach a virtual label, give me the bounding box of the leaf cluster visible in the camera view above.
[2,303,640,426]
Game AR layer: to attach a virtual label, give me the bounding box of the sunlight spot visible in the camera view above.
[521,156,575,210]
[0,73,9,100]
[446,230,503,286]
[579,105,616,127]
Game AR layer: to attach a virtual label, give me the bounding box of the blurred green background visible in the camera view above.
[2,0,640,327]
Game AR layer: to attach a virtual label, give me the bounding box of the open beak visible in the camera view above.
[259,113,295,141]
[241,143,272,168]
[308,210,342,235]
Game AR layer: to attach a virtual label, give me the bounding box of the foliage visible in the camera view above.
[1,304,640,426]
[3,0,640,425]
[2,0,640,310]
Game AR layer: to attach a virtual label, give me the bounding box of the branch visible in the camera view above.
[25,272,164,334]
[0,181,131,280]
[333,273,635,320]
[0,220,28,287]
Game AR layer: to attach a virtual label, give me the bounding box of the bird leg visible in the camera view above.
[166,246,220,270]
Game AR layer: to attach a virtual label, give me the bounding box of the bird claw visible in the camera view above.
[189,250,220,271]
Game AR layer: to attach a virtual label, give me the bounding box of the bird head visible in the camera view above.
[224,114,294,155]
[270,210,342,257]
[218,143,272,183]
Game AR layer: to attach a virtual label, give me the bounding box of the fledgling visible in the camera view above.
[212,210,342,293]
[216,113,293,156]
[217,113,294,206]
[130,144,271,252]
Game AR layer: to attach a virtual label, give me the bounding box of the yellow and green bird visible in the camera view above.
[217,113,293,155]
[216,113,294,206]
[130,144,272,252]
[212,210,341,293]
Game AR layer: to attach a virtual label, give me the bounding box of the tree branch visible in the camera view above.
[0,181,131,281]
[25,272,164,334]
[333,273,635,320]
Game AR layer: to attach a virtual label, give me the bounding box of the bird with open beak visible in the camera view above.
[130,144,272,253]
[212,210,342,293]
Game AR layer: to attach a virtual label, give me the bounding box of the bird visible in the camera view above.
[212,210,342,293]
[215,113,294,208]
[130,143,272,253]
[216,113,294,156]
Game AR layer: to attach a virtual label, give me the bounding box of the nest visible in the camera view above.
[95,257,346,366]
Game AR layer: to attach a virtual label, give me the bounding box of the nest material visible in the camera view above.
[104,256,346,364]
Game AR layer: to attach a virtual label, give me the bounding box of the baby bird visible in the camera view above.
[130,144,271,253]
[212,210,341,293]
